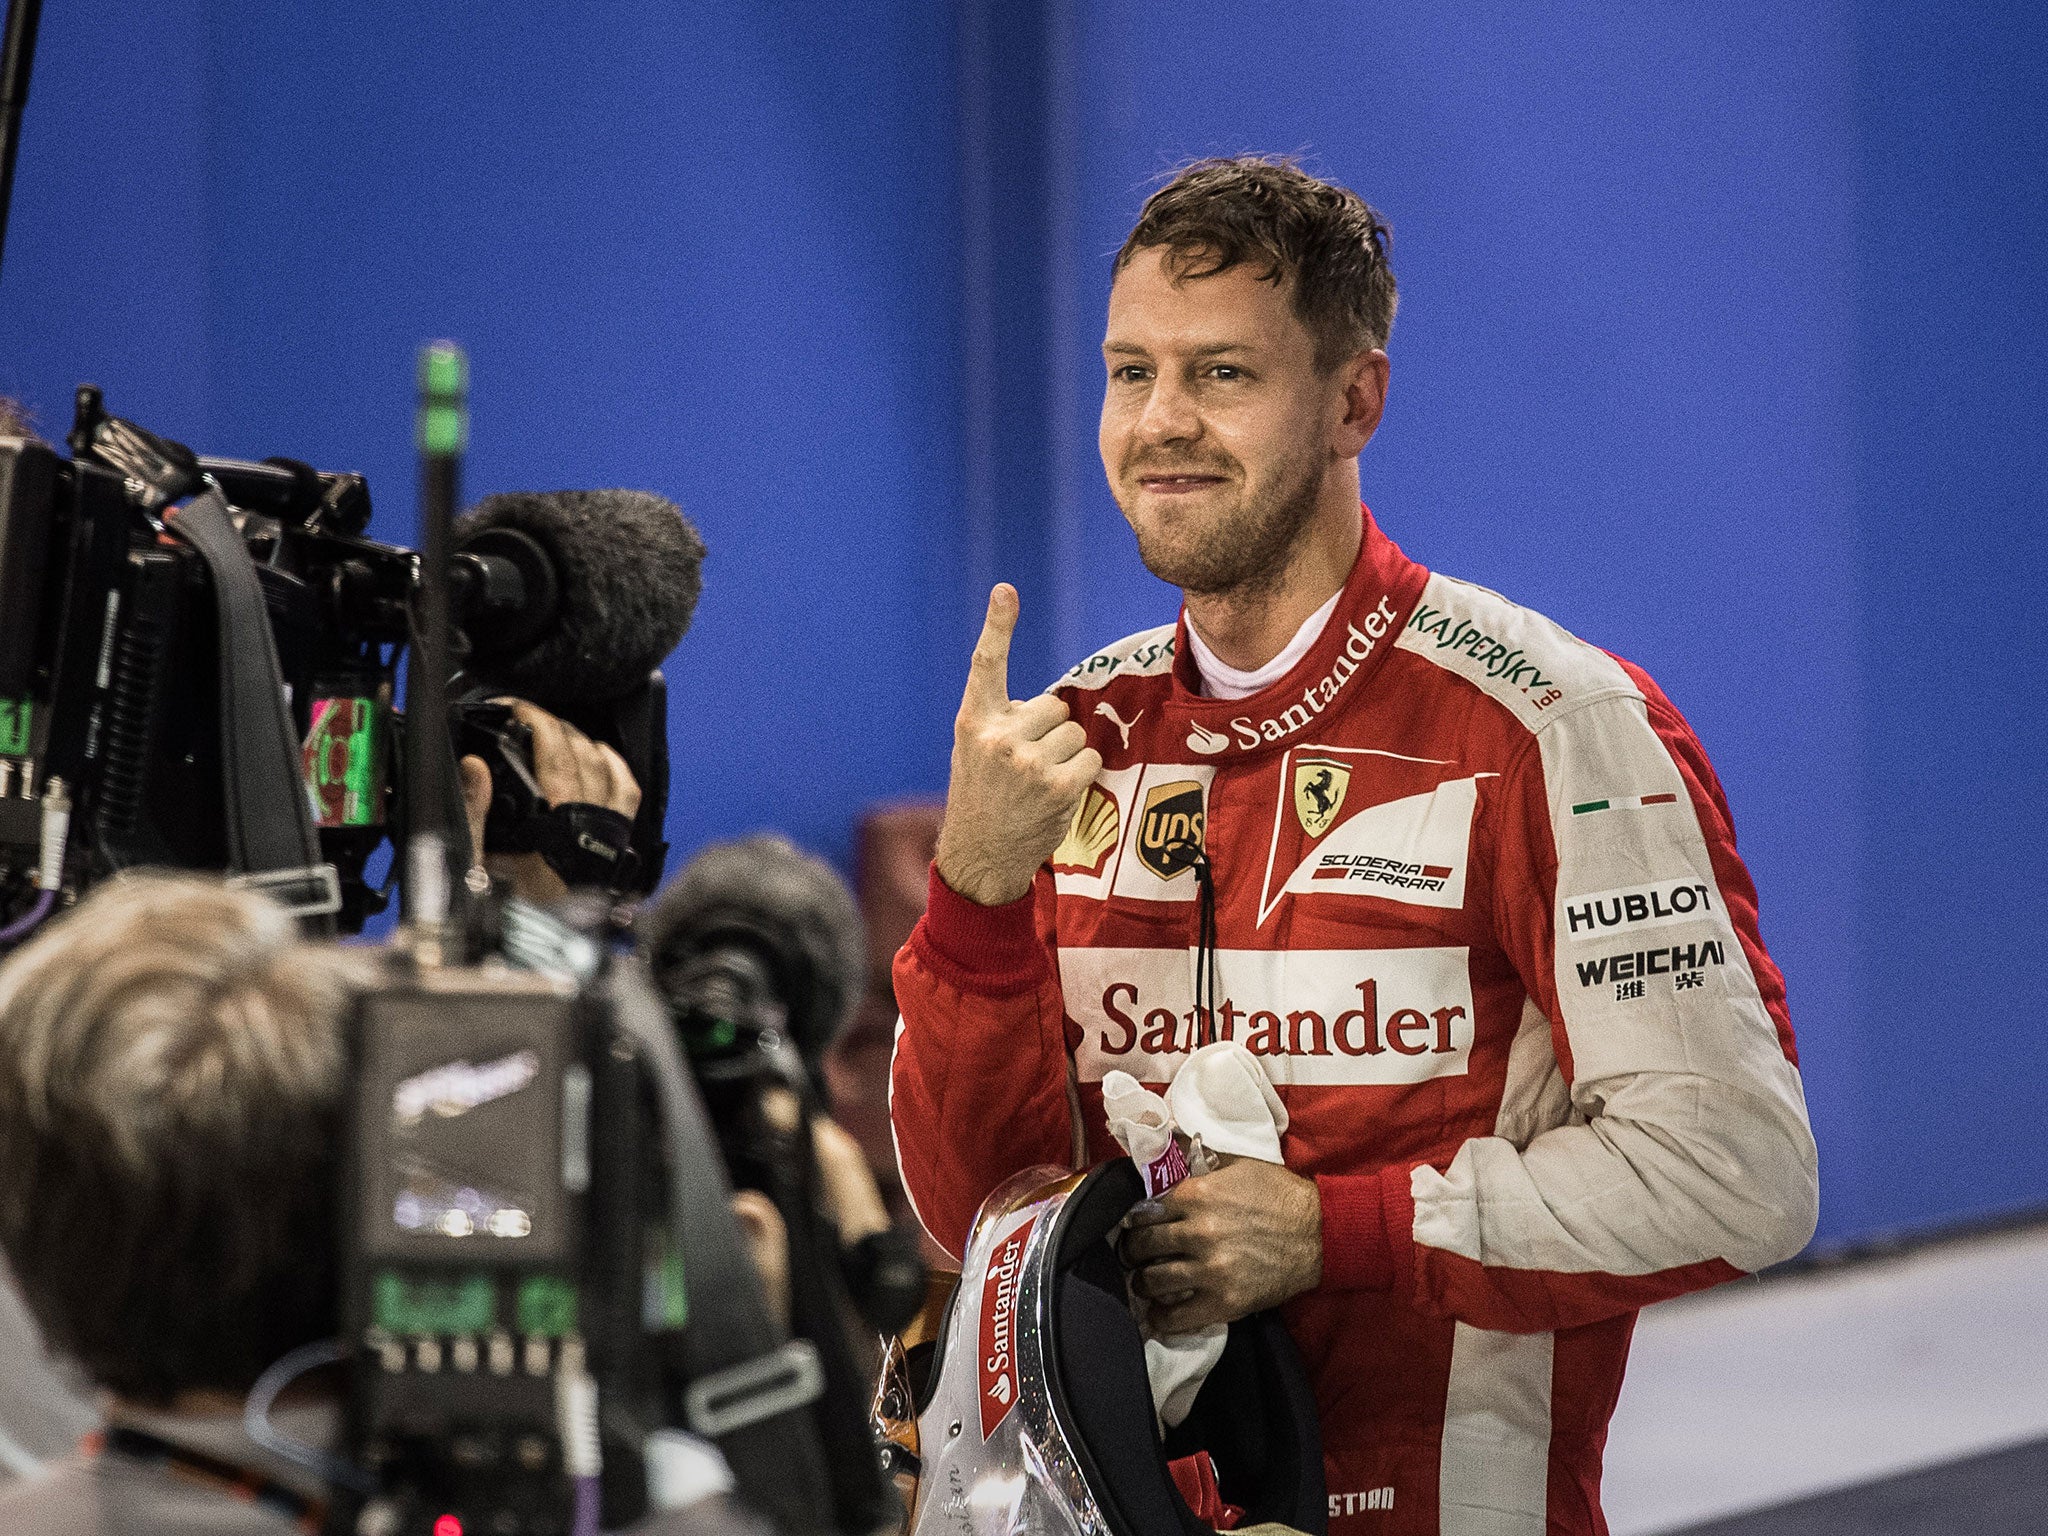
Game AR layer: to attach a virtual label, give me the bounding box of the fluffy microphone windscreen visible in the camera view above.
[639,834,867,1068]
[454,489,705,705]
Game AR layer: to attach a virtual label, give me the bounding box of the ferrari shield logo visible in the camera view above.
[1293,758,1350,838]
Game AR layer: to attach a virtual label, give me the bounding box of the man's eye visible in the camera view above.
[1208,365,1243,381]
[1112,365,1151,383]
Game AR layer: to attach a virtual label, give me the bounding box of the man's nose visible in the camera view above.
[1135,377,1199,447]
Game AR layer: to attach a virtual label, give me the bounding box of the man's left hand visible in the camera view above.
[1118,1157,1322,1334]
[459,699,641,906]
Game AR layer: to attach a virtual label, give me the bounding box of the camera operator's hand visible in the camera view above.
[460,699,641,906]
[729,1189,791,1328]
[811,1114,891,1245]
[721,1114,888,1334]
[1118,1157,1323,1334]
[935,584,1103,906]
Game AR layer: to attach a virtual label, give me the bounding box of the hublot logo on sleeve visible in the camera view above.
[1561,878,1716,942]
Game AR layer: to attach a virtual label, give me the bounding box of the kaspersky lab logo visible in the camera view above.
[1406,603,1559,703]
[1184,596,1399,755]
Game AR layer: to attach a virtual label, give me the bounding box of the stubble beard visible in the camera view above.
[1127,446,1326,601]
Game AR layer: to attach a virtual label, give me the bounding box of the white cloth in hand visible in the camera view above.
[1101,1072,1178,1178]
[1100,1041,1289,1428]
[1166,1039,1288,1164]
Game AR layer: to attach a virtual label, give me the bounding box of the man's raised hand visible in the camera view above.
[934,584,1103,906]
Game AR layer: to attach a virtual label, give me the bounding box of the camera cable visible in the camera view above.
[242,1337,376,1496]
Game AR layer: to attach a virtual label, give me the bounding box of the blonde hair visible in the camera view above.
[0,874,376,1401]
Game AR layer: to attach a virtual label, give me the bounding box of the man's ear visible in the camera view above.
[1334,349,1390,457]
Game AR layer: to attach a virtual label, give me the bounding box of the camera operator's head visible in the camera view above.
[0,873,373,1408]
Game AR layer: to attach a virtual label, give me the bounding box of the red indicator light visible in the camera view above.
[433,1516,463,1536]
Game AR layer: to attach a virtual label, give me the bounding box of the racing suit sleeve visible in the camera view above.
[889,867,1075,1258]
[1316,681,1819,1333]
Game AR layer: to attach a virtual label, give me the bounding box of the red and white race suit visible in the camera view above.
[891,508,1817,1536]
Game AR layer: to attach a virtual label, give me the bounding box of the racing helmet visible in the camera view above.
[875,1160,1326,1536]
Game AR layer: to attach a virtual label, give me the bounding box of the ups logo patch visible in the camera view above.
[1136,780,1205,880]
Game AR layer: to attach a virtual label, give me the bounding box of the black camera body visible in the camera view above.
[332,907,858,1536]
[336,959,660,1534]
[664,940,923,1536]
[0,394,419,927]
[0,389,671,935]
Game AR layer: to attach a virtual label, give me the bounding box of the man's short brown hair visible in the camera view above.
[0,398,36,440]
[1115,156,1397,371]
[0,875,373,1403]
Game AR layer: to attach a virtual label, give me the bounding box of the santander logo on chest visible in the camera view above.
[1184,595,1399,756]
[1063,945,1476,1087]
[976,1207,1041,1439]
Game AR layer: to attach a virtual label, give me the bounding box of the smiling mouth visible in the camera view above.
[1136,474,1227,494]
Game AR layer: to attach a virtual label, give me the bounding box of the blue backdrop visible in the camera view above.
[3,1,2041,1250]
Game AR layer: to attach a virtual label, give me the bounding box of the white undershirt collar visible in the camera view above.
[1185,588,1343,700]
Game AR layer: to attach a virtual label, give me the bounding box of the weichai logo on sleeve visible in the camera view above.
[1573,939,1725,989]
[976,1208,1040,1439]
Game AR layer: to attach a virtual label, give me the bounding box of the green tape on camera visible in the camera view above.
[302,695,388,828]
[516,1274,580,1338]
[374,1271,497,1336]
[0,698,31,757]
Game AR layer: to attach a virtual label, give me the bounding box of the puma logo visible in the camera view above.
[1094,701,1143,748]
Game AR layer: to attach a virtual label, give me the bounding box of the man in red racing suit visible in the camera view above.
[891,159,1817,1536]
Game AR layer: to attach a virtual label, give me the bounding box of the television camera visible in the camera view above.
[0,385,696,938]
[315,346,872,1536]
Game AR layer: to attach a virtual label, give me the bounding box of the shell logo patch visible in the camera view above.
[1052,784,1121,879]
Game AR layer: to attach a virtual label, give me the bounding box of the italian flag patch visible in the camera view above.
[1572,793,1679,816]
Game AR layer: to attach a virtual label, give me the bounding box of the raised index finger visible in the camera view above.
[961,583,1019,714]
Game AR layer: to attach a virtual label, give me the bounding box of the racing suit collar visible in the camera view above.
[1166,504,1428,762]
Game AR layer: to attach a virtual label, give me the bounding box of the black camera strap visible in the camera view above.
[94,1423,325,1535]
[166,487,336,930]
[607,956,836,1534]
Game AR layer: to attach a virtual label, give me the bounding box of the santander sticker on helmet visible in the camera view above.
[874,1162,1329,1536]
[977,1207,1039,1440]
